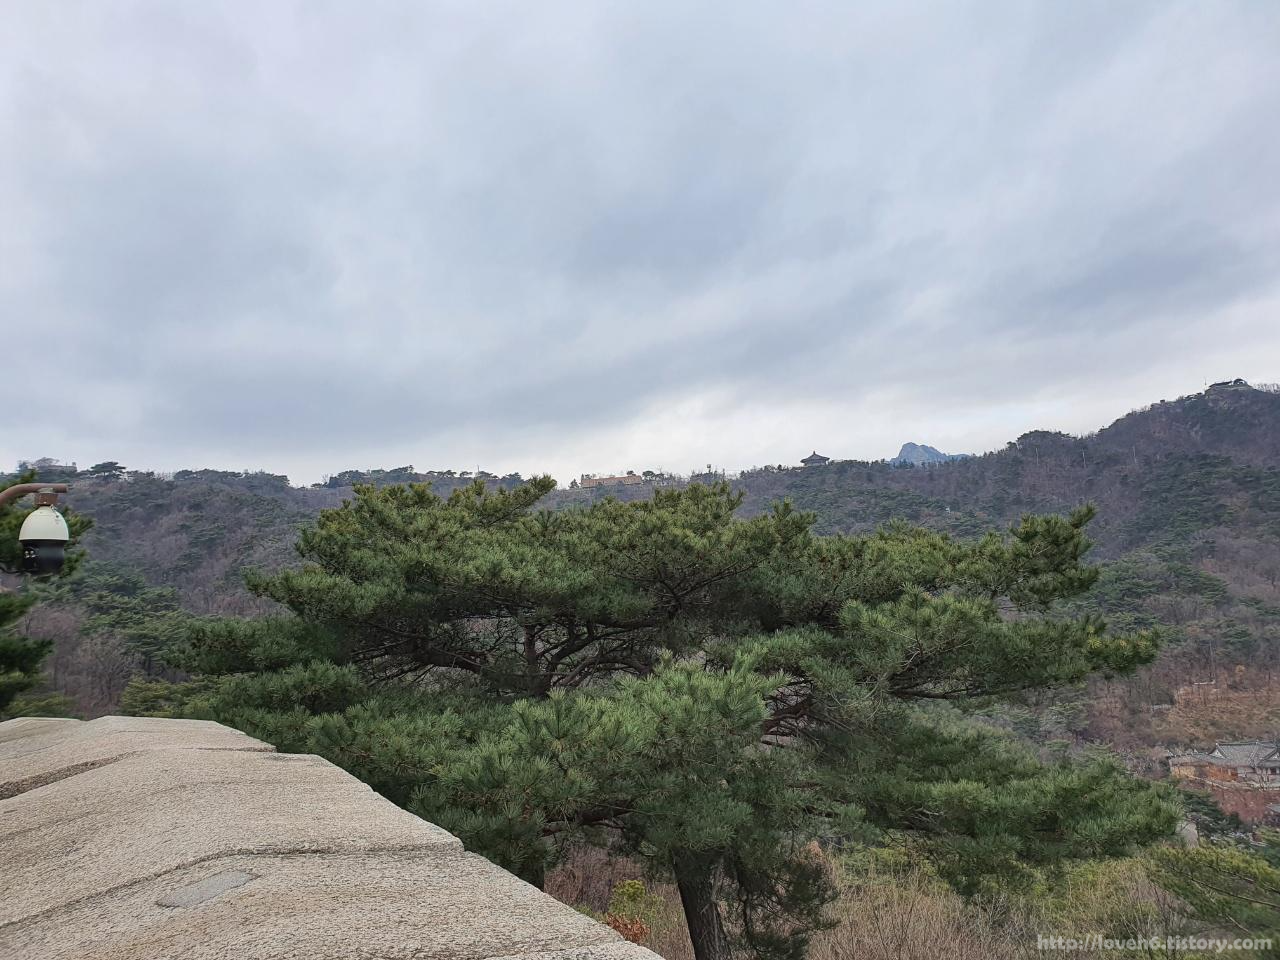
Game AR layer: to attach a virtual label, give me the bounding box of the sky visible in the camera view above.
[2,2,1279,487]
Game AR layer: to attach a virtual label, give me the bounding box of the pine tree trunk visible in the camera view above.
[673,854,731,960]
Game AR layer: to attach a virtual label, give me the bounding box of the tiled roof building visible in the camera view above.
[579,473,646,489]
[1168,740,1280,826]
[1168,741,1280,781]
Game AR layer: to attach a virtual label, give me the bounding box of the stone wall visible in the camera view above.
[0,715,660,960]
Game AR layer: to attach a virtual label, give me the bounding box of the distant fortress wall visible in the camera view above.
[0,715,659,960]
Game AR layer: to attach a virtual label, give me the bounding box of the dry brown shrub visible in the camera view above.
[605,913,651,944]
[546,847,694,959]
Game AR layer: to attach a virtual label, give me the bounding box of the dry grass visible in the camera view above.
[546,847,1033,960]
[546,845,640,913]
[810,870,1037,960]
[546,847,1186,960]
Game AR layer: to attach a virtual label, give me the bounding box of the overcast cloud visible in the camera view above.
[2,2,1279,485]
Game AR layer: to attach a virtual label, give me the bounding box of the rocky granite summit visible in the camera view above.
[891,442,969,465]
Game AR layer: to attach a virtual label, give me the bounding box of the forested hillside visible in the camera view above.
[721,381,1280,750]
[10,381,1280,742]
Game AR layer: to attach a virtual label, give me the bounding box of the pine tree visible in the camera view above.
[143,480,1178,960]
[189,478,809,697]
[1148,836,1280,957]
[85,461,125,481]
[76,564,183,674]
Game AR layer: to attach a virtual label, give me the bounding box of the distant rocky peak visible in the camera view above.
[892,442,969,465]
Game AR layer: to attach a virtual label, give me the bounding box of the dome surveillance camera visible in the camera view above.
[18,504,70,575]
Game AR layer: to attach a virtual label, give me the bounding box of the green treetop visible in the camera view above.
[84,461,125,481]
[196,478,810,697]
[1148,834,1280,957]
[142,480,1176,960]
[76,564,183,674]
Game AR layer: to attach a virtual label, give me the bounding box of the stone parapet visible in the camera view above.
[0,716,659,960]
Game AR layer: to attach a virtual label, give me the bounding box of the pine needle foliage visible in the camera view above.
[1148,838,1280,956]
[144,479,1178,960]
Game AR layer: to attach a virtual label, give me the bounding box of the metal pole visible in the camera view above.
[0,483,68,508]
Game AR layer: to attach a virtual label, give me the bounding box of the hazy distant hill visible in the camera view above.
[11,381,1280,738]
[20,379,1280,614]
[733,381,1280,619]
[557,382,1280,747]
[727,383,1280,538]
[725,382,1280,747]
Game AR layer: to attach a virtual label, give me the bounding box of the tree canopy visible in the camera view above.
[85,461,125,481]
[135,479,1177,960]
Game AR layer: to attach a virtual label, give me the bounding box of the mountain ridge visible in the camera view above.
[10,381,1280,744]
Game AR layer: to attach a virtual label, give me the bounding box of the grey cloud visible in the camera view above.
[2,1,1279,480]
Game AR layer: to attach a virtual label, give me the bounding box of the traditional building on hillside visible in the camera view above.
[800,452,831,467]
[1169,741,1280,783]
[16,457,77,474]
[1168,740,1280,826]
[578,472,646,490]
